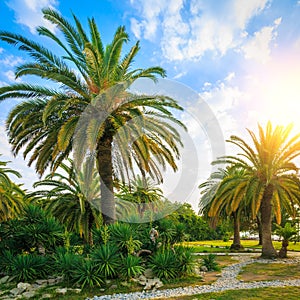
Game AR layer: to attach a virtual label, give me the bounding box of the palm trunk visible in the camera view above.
[230,211,243,250]
[97,136,116,225]
[257,215,262,245]
[260,184,278,258]
[279,240,288,258]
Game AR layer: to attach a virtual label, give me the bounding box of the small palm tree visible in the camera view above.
[199,166,249,250]
[275,223,297,258]
[0,155,24,222]
[30,159,102,245]
[116,175,163,218]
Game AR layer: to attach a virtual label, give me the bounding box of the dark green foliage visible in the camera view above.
[90,244,120,278]
[70,259,103,288]
[174,246,196,276]
[156,203,221,242]
[10,254,50,282]
[0,250,14,274]
[109,223,142,255]
[149,249,177,280]
[202,254,220,271]
[120,255,144,279]
[0,205,64,254]
[156,218,177,245]
[53,250,82,283]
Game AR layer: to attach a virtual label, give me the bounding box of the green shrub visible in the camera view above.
[0,250,15,274]
[202,254,220,271]
[109,223,142,254]
[0,205,64,254]
[120,255,144,279]
[53,250,82,282]
[156,218,176,246]
[149,249,177,280]
[70,259,103,288]
[10,254,50,282]
[174,246,196,276]
[91,244,120,278]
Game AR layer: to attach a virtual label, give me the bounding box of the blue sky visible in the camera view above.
[1,0,300,211]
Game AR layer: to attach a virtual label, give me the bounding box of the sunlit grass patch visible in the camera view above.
[167,286,300,300]
[238,262,300,282]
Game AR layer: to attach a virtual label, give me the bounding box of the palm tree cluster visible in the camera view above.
[1,8,300,263]
[0,8,185,224]
[200,122,300,258]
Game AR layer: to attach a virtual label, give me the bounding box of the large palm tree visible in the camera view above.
[30,159,102,245]
[0,155,24,222]
[0,9,185,224]
[199,166,249,250]
[215,122,300,258]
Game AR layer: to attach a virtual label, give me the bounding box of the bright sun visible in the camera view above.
[247,52,300,131]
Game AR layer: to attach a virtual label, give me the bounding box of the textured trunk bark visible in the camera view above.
[230,212,243,250]
[257,215,262,245]
[260,184,278,258]
[97,136,116,225]
[279,240,288,258]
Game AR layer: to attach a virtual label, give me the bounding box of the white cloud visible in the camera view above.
[198,75,247,140]
[6,0,59,34]
[173,71,187,79]
[241,18,281,64]
[130,18,142,39]
[0,55,24,68]
[129,0,167,41]
[0,48,4,54]
[130,0,270,61]
[0,123,39,190]
[233,0,269,29]
[4,70,21,83]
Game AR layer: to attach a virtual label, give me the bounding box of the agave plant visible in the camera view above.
[90,244,120,278]
[174,246,196,276]
[109,223,142,255]
[120,255,144,279]
[10,254,50,282]
[201,254,220,271]
[149,249,177,280]
[70,259,103,288]
[53,248,82,282]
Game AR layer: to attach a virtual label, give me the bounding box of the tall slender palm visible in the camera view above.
[215,122,300,258]
[0,9,185,224]
[29,159,102,245]
[0,155,24,222]
[199,166,249,250]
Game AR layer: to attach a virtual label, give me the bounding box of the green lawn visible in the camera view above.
[182,240,300,252]
[238,262,300,281]
[168,286,300,300]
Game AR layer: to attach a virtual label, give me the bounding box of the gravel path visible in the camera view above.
[88,255,300,300]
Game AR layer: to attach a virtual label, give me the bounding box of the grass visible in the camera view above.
[167,286,300,299]
[182,240,300,252]
[238,262,300,282]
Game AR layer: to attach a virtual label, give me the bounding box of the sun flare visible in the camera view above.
[247,53,300,131]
